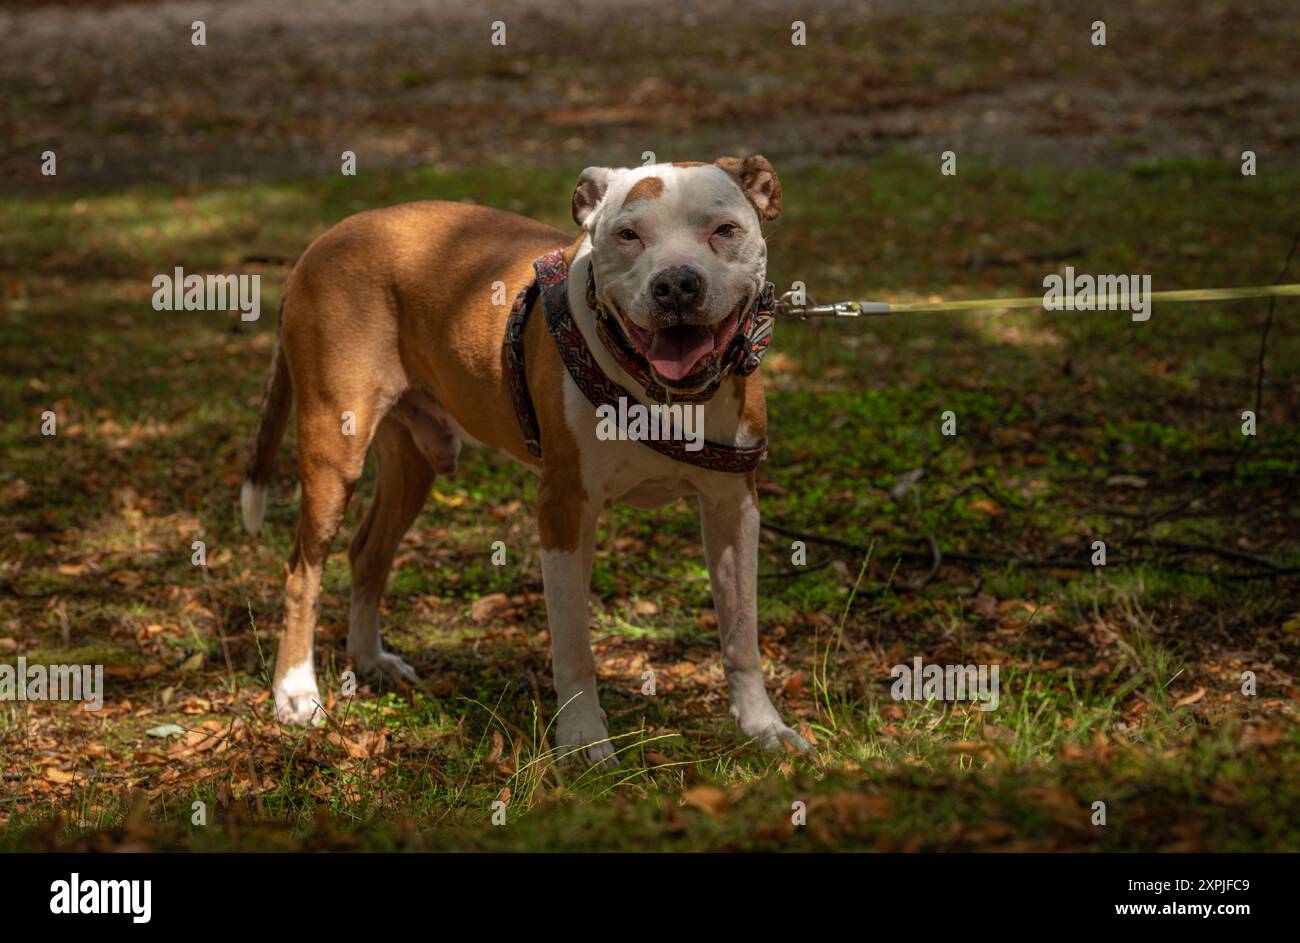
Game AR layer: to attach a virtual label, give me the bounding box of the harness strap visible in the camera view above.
[504,278,543,458]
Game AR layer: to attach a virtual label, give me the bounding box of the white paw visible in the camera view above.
[555,704,619,769]
[753,720,813,754]
[275,684,325,726]
[733,705,813,754]
[351,647,419,686]
[274,660,324,726]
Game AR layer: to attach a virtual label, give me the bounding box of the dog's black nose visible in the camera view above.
[651,266,703,311]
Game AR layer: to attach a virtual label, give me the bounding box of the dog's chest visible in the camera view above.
[608,470,698,509]
[580,434,701,508]
[561,375,731,506]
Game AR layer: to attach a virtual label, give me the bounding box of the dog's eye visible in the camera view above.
[714,224,737,237]
[617,228,639,242]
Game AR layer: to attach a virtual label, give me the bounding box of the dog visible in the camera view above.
[240,156,810,765]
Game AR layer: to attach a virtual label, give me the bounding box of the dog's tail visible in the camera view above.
[241,300,292,535]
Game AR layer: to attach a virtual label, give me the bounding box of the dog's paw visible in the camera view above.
[733,703,814,754]
[751,720,813,754]
[274,685,325,726]
[559,737,619,770]
[555,705,619,769]
[351,647,419,686]
[274,661,325,726]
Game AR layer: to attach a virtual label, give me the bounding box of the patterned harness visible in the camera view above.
[503,249,775,474]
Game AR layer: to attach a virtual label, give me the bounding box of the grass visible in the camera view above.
[0,154,1298,851]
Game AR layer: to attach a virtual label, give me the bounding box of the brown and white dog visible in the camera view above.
[240,156,810,765]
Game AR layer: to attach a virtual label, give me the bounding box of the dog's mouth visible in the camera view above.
[620,304,743,384]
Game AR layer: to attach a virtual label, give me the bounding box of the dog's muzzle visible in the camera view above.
[587,264,775,403]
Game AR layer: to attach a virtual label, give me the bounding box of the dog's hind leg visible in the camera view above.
[346,416,436,686]
[272,396,384,725]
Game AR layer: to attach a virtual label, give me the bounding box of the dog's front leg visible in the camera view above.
[538,485,616,768]
[700,474,811,754]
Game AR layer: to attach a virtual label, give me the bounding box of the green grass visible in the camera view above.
[1,154,1298,851]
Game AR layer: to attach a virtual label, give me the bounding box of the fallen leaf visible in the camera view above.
[890,468,925,500]
[682,785,730,816]
[947,740,996,756]
[1105,474,1148,489]
[826,793,891,819]
[471,593,511,623]
[486,730,504,764]
[146,723,186,738]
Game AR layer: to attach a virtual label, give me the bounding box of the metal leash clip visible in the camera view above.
[773,290,893,320]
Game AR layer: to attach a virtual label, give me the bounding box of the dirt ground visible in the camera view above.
[4,0,1299,193]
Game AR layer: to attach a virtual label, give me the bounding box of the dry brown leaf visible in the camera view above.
[486,730,504,764]
[471,593,511,623]
[948,740,996,756]
[968,498,1006,516]
[969,593,999,619]
[827,793,891,819]
[681,785,730,816]
[45,767,76,784]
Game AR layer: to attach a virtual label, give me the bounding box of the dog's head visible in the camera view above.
[571,157,781,393]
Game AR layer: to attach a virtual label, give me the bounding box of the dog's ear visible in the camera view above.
[572,167,615,228]
[714,155,782,221]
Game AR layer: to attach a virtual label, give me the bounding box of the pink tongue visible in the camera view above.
[648,325,714,381]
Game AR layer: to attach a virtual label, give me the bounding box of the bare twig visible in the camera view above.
[758,521,1294,583]
[1148,538,1288,571]
[938,481,1027,517]
[918,533,943,587]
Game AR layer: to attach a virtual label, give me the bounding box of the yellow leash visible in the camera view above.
[773,282,1300,318]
